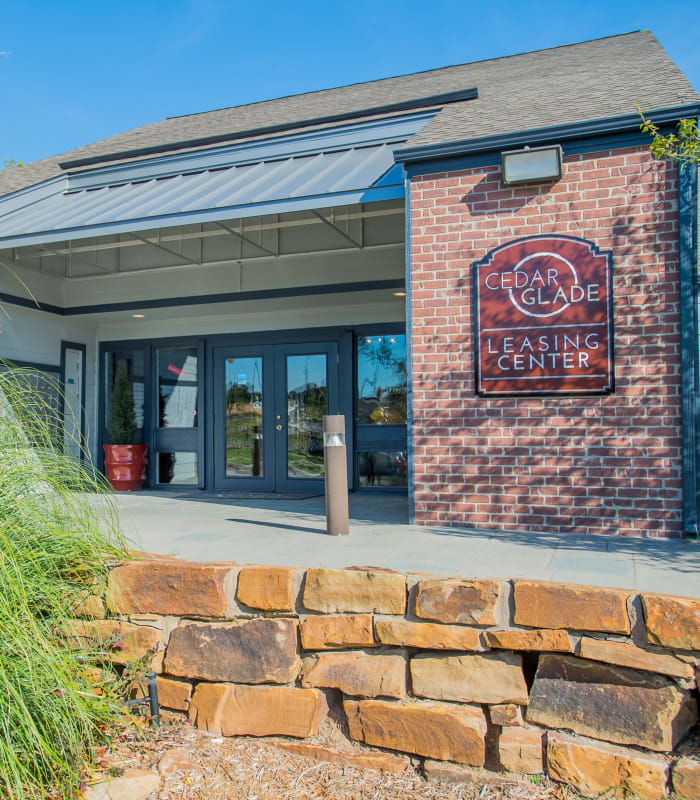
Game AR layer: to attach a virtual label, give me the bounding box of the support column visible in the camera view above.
[678,160,699,538]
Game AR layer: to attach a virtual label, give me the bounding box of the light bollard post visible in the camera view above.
[323,414,349,536]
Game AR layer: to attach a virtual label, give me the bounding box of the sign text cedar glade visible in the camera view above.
[473,235,614,395]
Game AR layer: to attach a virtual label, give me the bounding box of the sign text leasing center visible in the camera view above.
[473,235,614,395]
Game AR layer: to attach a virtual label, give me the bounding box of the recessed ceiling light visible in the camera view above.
[393,291,406,297]
[132,313,145,318]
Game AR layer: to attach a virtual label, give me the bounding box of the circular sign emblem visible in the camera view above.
[508,251,579,319]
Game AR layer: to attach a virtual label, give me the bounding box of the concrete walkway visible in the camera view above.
[114,492,700,598]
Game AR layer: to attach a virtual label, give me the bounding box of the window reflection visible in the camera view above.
[356,335,407,424]
[157,451,198,484]
[157,348,198,429]
[225,356,263,477]
[287,354,327,478]
[358,450,408,488]
[105,350,144,431]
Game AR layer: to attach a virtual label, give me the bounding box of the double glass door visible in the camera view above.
[213,341,339,492]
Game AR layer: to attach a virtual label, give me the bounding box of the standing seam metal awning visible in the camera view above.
[0,113,433,250]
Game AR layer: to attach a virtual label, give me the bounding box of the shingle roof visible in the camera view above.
[1,30,697,199]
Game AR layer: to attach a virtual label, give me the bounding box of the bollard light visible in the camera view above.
[323,414,349,536]
[501,145,562,185]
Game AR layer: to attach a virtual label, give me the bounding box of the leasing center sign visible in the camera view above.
[474,235,614,395]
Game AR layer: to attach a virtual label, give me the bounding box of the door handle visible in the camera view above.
[276,424,283,431]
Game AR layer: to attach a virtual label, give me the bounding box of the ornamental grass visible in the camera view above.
[0,364,129,798]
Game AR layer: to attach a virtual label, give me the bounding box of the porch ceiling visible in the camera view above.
[0,113,425,275]
[0,200,404,279]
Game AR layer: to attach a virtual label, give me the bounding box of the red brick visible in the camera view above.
[410,146,682,538]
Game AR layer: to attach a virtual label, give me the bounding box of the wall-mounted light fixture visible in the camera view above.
[501,145,562,185]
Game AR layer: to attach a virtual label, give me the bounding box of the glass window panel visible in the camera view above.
[287,354,327,479]
[358,450,408,488]
[225,356,264,477]
[356,335,407,424]
[0,364,62,445]
[157,451,198,484]
[105,350,145,432]
[157,347,198,429]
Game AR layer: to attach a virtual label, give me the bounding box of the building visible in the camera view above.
[0,31,698,536]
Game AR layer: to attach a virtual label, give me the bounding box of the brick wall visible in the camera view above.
[409,147,683,536]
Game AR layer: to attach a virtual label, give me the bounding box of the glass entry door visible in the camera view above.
[213,341,339,492]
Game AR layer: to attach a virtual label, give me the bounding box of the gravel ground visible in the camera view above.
[95,718,570,800]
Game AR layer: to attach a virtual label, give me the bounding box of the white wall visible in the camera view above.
[0,302,99,459]
[63,246,404,309]
[0,243,406,466]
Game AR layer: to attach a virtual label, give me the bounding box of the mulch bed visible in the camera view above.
[95,717,571,800]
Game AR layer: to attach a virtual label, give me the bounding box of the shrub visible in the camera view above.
[0,364,129,799]
[108,361,137,445]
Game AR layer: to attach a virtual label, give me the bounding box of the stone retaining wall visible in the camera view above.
[78,558,700,798]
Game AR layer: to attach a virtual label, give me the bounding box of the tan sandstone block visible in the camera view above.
[300,615,375,649]
[72,593,106,619]
[187,683,229,733]
[547,731,669,799]
[484,629,573,652]
[375,619,480,650]
[272,742,410,773]
[190,683,327,738]
[165,618,299,683]
[236,566,295,611]
[424,761,527,786]
[411,652,528,705]
[344,699,486,765]
[513,580,631,633]
[414,579,501,625]
[65,619,161,667]
[157,748,196,777]
[301,652,405,698]
[490,704,523,727]
[642,593,700,651]
[527,655,697,752]
[156,677,192,711]
[672,757,700,800]
[579,637,695,679]
[85,767,160,800]
[107,560,232,617]
[498,726,543,774]
[303,569,406,614]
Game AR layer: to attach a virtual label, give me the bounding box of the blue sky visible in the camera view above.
[2,0,699,166]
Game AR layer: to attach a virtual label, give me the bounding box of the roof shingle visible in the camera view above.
[1,31,696,199]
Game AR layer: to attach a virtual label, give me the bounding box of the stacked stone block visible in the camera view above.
[74,558,700,798]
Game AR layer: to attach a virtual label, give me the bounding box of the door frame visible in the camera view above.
[205,326,354,492]
[211,340,340,492]
[151,340,206,489]
[60,340,87,460]
[212,343,275,491]
[273,340,339,493]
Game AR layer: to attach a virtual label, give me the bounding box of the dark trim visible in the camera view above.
[60,340,87,461]
[396,103,700,164]
[678,162,699,539]
[0,356,60,373]
[1,280,404,317]
[61,88,478,170]
[402,128,680,178]
[403,170,415,521]
[0,291,63,316]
